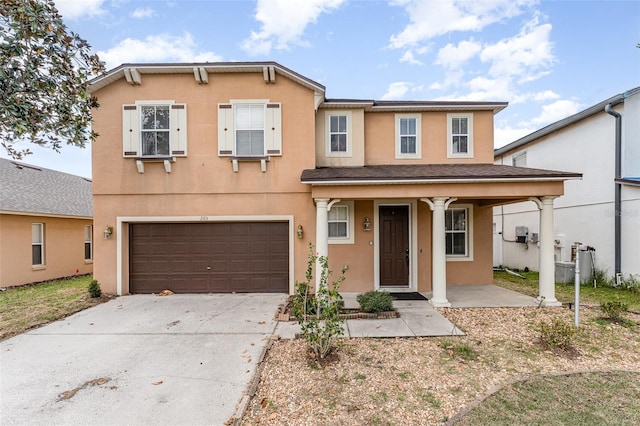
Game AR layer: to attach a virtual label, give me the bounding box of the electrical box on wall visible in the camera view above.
[530,232,539,243]
[516,226,529,243]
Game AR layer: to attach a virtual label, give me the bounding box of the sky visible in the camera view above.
[4,0,639,178]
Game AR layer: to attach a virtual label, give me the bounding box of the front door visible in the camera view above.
[379,205,409,287]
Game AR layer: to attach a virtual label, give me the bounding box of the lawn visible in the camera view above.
[494,270,640,311]
[0,275,110,341]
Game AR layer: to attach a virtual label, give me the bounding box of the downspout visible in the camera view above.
[604,103,622,275]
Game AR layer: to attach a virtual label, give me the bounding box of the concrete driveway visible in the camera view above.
[0,293,287,426]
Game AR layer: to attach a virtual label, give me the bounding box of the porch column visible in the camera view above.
[314,198,329,291]
[530,196,561,307]
[421,197,455,308]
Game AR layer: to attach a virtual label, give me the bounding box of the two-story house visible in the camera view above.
[494,87,640,280]
[89,62,580,307]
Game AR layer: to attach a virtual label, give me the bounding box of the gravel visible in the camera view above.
[241,306,640,425]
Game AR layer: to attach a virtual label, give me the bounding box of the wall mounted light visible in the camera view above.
[104,225,114,240]
[363,217,371,231]
[296,224,304,239]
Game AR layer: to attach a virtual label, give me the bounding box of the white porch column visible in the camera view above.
[421,197,454,308]
[530,196,561,307]
[314,198,329,291]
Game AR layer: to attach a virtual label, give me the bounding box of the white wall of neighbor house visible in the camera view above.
[494,101,640,277]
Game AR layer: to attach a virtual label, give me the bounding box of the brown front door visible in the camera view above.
[379,205,409,287]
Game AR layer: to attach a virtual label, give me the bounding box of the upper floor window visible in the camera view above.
[32,223,44,266]
[84,225,93,261]
[218,100,282,157]
[512,151,527,167]
[235,104,265,156]
[395,114,421,159]
[326,112,351,157]
[122,101,187,158]
[328,201,355,244]
[447,114,473,158]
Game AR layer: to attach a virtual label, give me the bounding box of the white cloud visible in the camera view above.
[532,90,560,101]
[131,7,155,19]
[494,124,536,148]
[97,33,222,70]
[389,0,535,49]
[435,39,482,69]
[530,99,582,125]
[54,0,106,19]
[382,82,412,100]
[480,15,554,80]
[400,50,423,65]
[241,0,346,56]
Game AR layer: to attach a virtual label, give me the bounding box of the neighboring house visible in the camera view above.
[88,62,579,306]
[0,159,93,287]
[494,87,640,279]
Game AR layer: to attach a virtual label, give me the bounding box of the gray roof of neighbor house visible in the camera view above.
[495,86,640,157]
[0,158,93,218]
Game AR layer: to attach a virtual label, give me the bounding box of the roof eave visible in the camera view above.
[301,176,582,185]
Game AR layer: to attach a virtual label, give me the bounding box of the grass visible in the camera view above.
[453,371,640,425]
[494,270,640,311]
[0,275,109,340]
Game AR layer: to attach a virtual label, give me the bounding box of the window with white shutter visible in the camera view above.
[217,100,282,157]
[122,101,187,158]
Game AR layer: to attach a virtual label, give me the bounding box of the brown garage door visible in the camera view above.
[129,222,289,293]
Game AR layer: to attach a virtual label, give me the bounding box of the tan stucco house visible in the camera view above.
[0,159,93,287]
[89,62,580,306]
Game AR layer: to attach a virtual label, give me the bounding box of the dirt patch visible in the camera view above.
[58,377,112,401]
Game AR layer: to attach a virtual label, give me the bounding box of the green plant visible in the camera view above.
[357,291,394,313]
[591,267,614,287]
[294,244,346,359]
[537,319,578,351]
[619,274,640,294]
[291,281,316,319]
[439,339,478,361]
[600,301,629,321]
[88,279,102,298]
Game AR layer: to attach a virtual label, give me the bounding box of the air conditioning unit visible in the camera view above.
[516,226,528,244]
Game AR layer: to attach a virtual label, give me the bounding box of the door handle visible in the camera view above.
[405,249,409,265]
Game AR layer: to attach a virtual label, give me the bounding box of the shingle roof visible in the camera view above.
[301,164,582,184]
[0,158,93,218]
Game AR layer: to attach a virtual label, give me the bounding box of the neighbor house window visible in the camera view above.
[84,225,93,261]
[328,201,355,244]
[447,114,473,158]
[395,114,421,158]
[235,103,265,156]
[512,152,527,167]
[140,105,171,156]
[445,207,471,258]
[326,112,351,157]
[32,223,44,266]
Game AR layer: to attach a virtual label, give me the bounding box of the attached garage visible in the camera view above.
[129,222,289,293]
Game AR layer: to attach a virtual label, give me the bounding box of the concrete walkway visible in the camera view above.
[274,285,539,339]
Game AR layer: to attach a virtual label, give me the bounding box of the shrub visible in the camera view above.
[537,319,578,351]
[294,244,346,359]
[619,274,640,294]
[600,301,629,321]
[440,339,478,361]
[88,279,102,298]
[357,291,394,313]
[291,281,316,318]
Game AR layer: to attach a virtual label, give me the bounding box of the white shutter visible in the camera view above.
[122,104,139,157]
[217,103,234,156]
[265,103,282,156]
[170,103,187,156]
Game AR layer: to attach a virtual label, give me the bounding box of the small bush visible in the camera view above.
[357,291,394,313]
[600,301,629,321]
[88,279,102,298]
[291,281,316,318]
[619,274,640,294]
[440,339,478,361]
[537,319,578,351]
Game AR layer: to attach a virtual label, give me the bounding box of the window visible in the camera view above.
[395,114,421,158]
[330,115,348,153]
[122,101,187,158]
[328,201,355,244]
[32,223,44,266]
[447,114,473,158]
[84,225,93,261]
[141,105,170,156]
[235,104,265,156]
[325,112,351,157]
[512,152,527,167]
[445,205,473,260]
[218,101,282,157]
